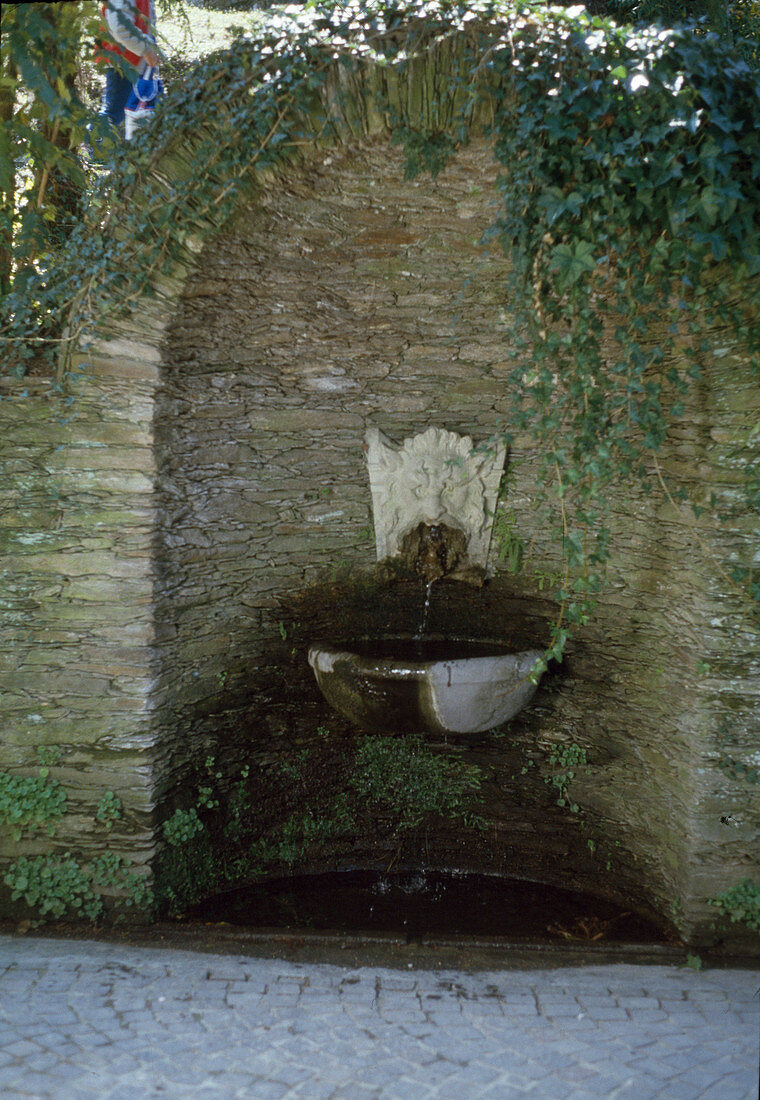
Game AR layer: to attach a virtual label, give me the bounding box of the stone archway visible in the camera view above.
[0,20,757,946]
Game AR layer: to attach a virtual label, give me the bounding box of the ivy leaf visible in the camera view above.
[699,186,720,225]
[551,240,597,288]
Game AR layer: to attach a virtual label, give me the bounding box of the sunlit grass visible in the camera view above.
[157,2,271,76]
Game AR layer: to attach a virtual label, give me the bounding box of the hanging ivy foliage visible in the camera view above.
[1,0,758,657]
[482,3,760,661]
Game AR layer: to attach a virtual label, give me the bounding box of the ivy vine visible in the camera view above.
[2,0,759,659]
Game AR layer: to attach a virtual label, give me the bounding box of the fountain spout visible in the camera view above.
[401,522,465,583]
[365,426,507,582]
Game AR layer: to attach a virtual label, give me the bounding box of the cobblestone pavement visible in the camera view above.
[0,936,757,1099]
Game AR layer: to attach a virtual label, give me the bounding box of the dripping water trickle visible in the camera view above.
[416,581,434,639]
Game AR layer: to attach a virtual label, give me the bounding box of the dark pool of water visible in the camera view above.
[338,637,515,663]
[190,871,668,944]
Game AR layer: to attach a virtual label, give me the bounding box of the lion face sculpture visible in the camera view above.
[365,426,507,571]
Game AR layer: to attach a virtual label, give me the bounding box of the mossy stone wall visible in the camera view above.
[0,44,757,943]
[0,360,159,882]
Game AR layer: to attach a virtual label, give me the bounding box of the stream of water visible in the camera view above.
[416,581,434,639]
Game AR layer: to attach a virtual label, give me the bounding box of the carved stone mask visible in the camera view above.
[365,426,507,571]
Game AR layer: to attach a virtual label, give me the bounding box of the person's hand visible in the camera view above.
[144,48,159,68]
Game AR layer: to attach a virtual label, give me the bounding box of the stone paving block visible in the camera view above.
[539,1014,597,1031]
[539,1005,586,1019]
[22,1050,62,1073]
[7,1069,58,1095]
[291,1078,347,1099]
[381,1079,435,1100]
[379,978,418,992]
[1,941,759,1100]
[423,1007,463,1025]
[333,1086,383,1099]
[628,1080,675,1100]
[480,1048,543,1077]
[580,1006,631,1022]
[719,1069,760,1098]
[482,1076,538,1097]
[4,1039,42,1058]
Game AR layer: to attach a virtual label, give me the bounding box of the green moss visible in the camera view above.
[154,732,486,915]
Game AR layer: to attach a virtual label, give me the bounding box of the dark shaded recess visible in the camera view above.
[172,571,565,752]
[262,571,563,737]
[189,870,674,945]
[158,572,657,930]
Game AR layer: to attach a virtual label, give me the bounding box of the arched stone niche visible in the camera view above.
[0,28,757,946]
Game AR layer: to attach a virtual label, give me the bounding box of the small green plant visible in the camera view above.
[544,742,588,812]
[717,754,758,785]
[533,570,563,593]
[0,748,152,923]
[685,953,703,971]
[197,786,219,811]
[0,765,67,841]
[492,508,525,573]
[91,852,153,911]
[95,791,123,830]
[708,878,760,933]
[37,746,62,768]
[162,807,204,846]
[277,748,311,782]
[350,736,484,830]
[4,853,103,921]
[3,850,153,922]
[154,730,488,915]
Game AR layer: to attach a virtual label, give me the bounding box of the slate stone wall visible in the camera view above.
[0,359,159,882]
[156,138,759,943]
[0,123,757,940]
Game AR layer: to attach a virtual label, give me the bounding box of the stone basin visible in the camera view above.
[308,636,544,735]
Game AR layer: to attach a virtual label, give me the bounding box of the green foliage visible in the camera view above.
[0,752,152,922]
[95,790,123,829]
[3,849,152,922]
[606,0,760,58]
[2,0,758,650]
[90,851,153,911]
[276,748,311,782]
[543,742,588,812]
[36,745,62,768]
[717,753,759,784]
[392,123,460,179]
[162,806,204,846]
[4,853,104,921]
[351,735,484,829]
[491,508,525,573]
[0,3,104,304]
[488,1,760,649]
[708,877,760,932]
[155,731,486,914]
[605,0,724,22]
[0,766,66,841]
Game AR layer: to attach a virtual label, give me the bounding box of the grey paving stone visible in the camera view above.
[1,938,759,1100]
